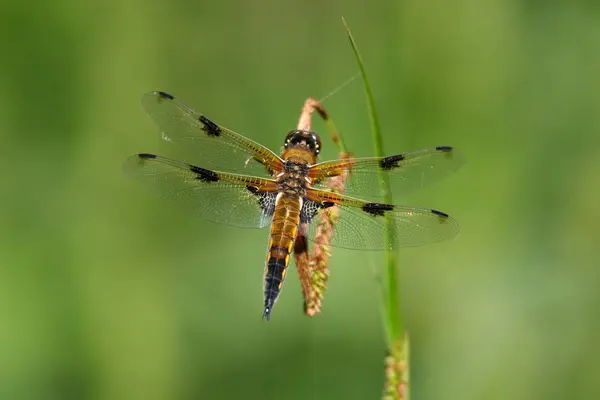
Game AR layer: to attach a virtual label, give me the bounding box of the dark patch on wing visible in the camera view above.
[198,115,221,137]
[259,192,276,217]
[435,146,453,152]
[157,91,174,100]
[362,202,394,216]
[247,186,276,217]
[299,199,321,223]
[299,199,336,223]
[431,209,449,218]
[380,154,405,170]
[138,153,157,159]
[189,165,219,182]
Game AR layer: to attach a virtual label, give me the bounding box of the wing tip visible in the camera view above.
[434,145,467,168]
[137,153,157,159]
[155,91,174,100]
[435,145,453,152]
[431,209,461,241]
[431,208,449,218]
[141,91,175,112]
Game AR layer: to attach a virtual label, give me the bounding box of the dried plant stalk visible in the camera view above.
[293,97,350,316]
[296,98,328,131]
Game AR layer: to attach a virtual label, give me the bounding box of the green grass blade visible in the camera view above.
[342,16,402,348]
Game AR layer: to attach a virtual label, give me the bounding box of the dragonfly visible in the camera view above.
[124,91,463,320]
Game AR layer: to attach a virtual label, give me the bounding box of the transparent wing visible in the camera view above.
[124,153,279,228]
[308,146,464,200]
[302,188,460,250]
[141,91,284,177]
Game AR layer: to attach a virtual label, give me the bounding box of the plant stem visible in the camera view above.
[342,17,402,346]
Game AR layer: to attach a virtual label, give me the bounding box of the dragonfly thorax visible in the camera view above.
[283,160,309,174]
[277,161,309,196]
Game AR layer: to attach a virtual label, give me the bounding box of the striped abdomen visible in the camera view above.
[263,194,302,320]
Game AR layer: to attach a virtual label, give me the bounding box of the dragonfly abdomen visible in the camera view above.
[263,194,302,320]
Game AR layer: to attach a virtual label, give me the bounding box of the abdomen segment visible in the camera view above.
[263,195,301,320]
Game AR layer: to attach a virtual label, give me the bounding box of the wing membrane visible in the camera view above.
[309,146,464,199]
[141,91,284,177]
[124,153,278,228]
[303,188,459,250]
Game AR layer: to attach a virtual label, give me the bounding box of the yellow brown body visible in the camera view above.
[262,131,320,320]
[263,194,302,319]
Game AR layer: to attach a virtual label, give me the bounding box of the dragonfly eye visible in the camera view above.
[311,133,322,154]
[284,130,301,146]
[284,130,322,155]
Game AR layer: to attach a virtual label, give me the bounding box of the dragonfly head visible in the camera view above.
[284,129,322,156]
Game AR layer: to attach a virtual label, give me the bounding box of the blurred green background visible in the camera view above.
[1,1,599,399]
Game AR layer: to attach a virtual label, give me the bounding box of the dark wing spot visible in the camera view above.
[431,209,449,218]
[190,165,219,182]
[199,115,221,137]
[362,202,394,216]
[436,146,453,152]
[157,91,174,100]
[247,187,276,217]
[258,192,277,217]
[321,201,335,208]
[138,153,157,159]
[300,199,322,223]
[380,154,405,170]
